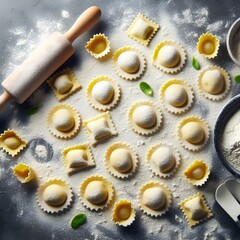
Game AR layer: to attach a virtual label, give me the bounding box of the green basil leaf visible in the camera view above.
[192,56,200,70]
[71,213,86,229]
[25,106,40,115]
[139,82,153,96]
[234,75,240,83]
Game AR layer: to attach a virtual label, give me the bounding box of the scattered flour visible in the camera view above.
[172,8,230,41]
[1,2,239,240]
[5,16,65,76]
[172,8,208,27]
[61,10,70,18]
[206,20,224,32]
[35,145,48,159]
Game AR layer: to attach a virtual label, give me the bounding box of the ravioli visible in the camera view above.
[79,175,114,211]
[128,101,163,135]
[138,181,172,217]
[86,76,121,111]
[126,13,159,46]
[37,179,73,214]
[179,192,213,227]
[105,142,138,179]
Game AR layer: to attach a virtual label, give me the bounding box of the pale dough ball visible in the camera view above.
[117,51,140,73]
[201,70,224,94]
[157,45,180,68]
[4,137,21,150]
[52,109,75,132]
[191,167,204,180]
[54,74,73,94]
[184,197,207,220]
[181,122,205,144]
[116,206,131,220]
[164,84,187,107]
[92,81,114,104]
[66,149,88,168]
[85,181,108,204]
[142,187,166,210]
[132,105,157,129]
[43,184,67,206]
[110,148,132,173]
[151,146,175,173]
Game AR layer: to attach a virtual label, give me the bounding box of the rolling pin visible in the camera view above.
[0,6,101,110]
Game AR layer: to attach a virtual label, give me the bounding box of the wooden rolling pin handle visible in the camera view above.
[65,6,101,43]
[0,91,12,111]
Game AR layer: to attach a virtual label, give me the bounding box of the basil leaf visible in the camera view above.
[71,213,86,229]
[139,82,153,96]
[192,56,200,70]
[234,75,240,83]
[25,106,40,115]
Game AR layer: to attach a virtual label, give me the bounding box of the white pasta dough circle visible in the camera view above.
[110,148,133,173]
[151,146,175,173]
[142,187,166,210]
[201,69,224,94]
[117,51,140,73]
[164,84,187,107]
[84,181,108,204]
[181,122,205,144]
[43,184,67,206]
[92,81,114,104]
[132,105,157,129]
[52,109,75,132]
[157,45,180,68]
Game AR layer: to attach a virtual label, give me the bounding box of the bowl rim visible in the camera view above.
[226,18,240,67]
[214,94,240,178]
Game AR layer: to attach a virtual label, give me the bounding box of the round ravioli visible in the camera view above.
[152,40,186,74]
[184,160,210,186]
[87,76,121,111]
[138,181,172,217]
[146,143,181,178]
[47,104,81,139]
[85,34,111,59]
[197,66,230,101]
[177,116,210,151]
[113,46,146,80]
[36,179,73,214]
[197,33,219,59]
[160,79,194,114]
[79,175,114,211]
[105,142,138,179]
[112,200,136,227]
[128,101,163,135]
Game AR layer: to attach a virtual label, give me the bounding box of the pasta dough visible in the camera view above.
[92,81,114,104]
[157,45,180,68]
[52,109,75,132]
[43,184,67,207]
[132,105,157,129]
[117,51,140,73]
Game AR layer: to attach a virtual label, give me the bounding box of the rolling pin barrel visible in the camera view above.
[0,6,101,110]
[2,32,74,103]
